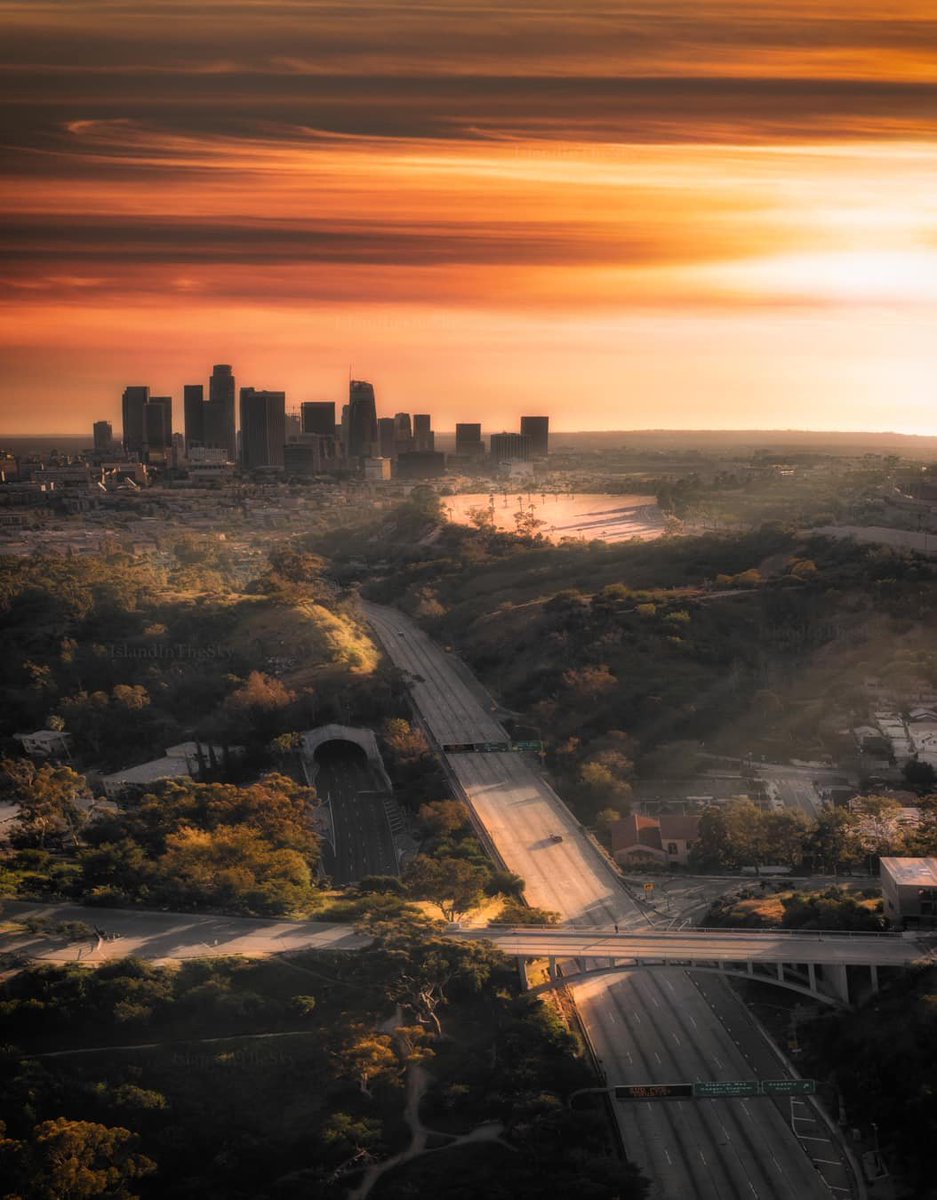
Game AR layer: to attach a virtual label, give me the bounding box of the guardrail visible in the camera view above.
[477,925,903,940]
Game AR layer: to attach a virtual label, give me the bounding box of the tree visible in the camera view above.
[6,1117,156,1200]
[381,718,430,765]
[0,759,90,848]
[403,855,491,922]
[334,1031,398,1096]
[418,799,470,837]
[491,901,560,925]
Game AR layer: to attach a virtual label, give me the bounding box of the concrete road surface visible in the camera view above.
[453,926,924,967]
[1,900,367,965]
[315,743,398,884]
[363,601,838,1200]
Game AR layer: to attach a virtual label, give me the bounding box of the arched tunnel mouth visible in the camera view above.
[313,739,369,769]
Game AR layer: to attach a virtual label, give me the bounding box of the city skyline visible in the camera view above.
[3,2,937,436]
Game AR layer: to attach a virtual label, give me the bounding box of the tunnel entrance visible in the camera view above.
[313,739,398,886]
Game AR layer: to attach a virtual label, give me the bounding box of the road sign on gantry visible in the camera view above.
[761,1079,816,1095]
[693,1080,760,1098]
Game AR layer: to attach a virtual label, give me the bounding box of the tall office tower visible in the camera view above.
[301,401,336,437]
[144,396,173,457]
[239,388,286,469]
[92,420,113,453]
[393,412,413,454]
[455,422,483,458]
[347,379,379,461]
[340,404,350,449]
[520,415,549,457]
[183,384,204,448]
[205,364,237,460]
[121,386,149,457]
[490,432,531,463]
[377,417,396,459]
[285,409,302,441]
[412,413,434,451]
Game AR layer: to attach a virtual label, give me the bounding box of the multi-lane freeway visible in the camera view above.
[363,600,842,1200]
[313,741,398,884]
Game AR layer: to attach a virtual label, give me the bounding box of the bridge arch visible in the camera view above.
[526,961,850,1008]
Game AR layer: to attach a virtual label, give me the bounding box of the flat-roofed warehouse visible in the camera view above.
[881,857,937,928]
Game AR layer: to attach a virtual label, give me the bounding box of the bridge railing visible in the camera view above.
[480,925,903,939]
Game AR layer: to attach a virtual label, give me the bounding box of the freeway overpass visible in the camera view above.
[450,926,932,1006]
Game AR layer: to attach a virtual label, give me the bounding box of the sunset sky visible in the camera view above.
[2,1,937,435]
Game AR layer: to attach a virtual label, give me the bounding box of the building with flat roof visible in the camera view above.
[121,386,149,457]
[92,421,114,454]
[412,413,434,452]
[490,432,531,463]
[881,857,937,927]
[239,388,286,470]
[520,415,549,457]
[455,422,484,458]
[301,401,336,437]
[395,450,446,480]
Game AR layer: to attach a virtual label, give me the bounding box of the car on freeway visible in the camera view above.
[549,833,564,843]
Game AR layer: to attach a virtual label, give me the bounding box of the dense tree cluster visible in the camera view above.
[78,775,321,915]
[693,794,937,879]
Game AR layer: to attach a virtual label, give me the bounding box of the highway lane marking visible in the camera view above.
[672,1032,682,1046]
[798,1136,831,1143]
[664,1150,673,1166]
[812,1159,842,1166]
[654,1051,662,1064]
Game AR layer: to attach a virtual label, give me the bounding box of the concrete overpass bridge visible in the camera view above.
[449,926,935,1007]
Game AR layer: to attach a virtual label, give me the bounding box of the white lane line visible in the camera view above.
[813,1159,842,1166]
[664,1150,673,1165]
[654,1051,662,1064]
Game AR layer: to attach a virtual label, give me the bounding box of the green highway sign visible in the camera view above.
[511,740,544,753]
[612,1078,818,1102]
[762,1079,816,1096]
[693,1081,760,1098]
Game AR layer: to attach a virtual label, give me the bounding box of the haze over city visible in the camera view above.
[3,1,937,435]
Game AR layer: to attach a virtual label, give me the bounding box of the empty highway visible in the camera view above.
[363,600,839,1200]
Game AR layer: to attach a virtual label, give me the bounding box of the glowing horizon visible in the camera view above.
[2,2,937,436]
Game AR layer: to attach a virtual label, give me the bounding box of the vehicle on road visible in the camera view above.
[550,833,564,843]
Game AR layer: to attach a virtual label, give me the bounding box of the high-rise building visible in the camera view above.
[396,450,446,480]
[347,380,379,461]
[144,396,173,457]
[520,415,549,457]
[377,417,396,459]
[205,365,237,460]
[393,412,413,455]
[92,420,113,453]
[285,409,302,441]
[490,432,531,463]
[412,413,434,452]
[455,422,484,458]
[239,388,285,469]
[301,401,336,437]
[121,386,149,457]
[183,384,204,448]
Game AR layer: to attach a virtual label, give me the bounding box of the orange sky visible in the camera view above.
[2,1,937,435]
